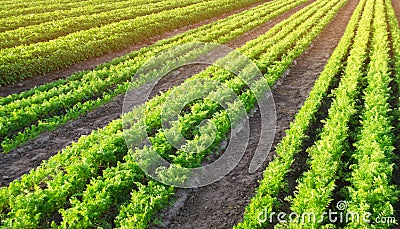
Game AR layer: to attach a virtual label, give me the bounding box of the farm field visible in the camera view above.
[0,0,399,228]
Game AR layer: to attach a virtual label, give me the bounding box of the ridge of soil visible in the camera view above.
[158,0,359,228]
[0,0,267,97]
[0,1,310,187]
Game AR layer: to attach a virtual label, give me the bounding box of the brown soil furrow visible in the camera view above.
[0,0,267,97]
[0,64,207,187]
[0,1,310,187]
[392,0,400,26]
[162,0,359,228]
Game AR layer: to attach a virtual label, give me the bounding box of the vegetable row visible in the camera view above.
[0,0,343,227]
[285,0,374,226]
[0,0,154,20]
[62,0,350,228]
[344,0,398,227]
[0,0,307,152]
[235,0,365,227]
[236,0,400,228]
[0,0,269,84]
[0,0,203,41]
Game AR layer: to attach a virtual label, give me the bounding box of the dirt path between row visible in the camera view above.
[0,1,311,187]
[0,1,267,97]
[159,0,359,228]
[392,0,400,26]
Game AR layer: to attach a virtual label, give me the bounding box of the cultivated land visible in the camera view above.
[0,0,399,228]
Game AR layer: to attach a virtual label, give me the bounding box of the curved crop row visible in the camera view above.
[388,0,400,223]
[0,0,155,20]
[112,0,349,226]
[237,0,400,228]
[0,0,271,85]
[62,0,346,227]
[113,181,173,228]
[234,0,366,228]
[387,0,400,92]
[344,0,398,228]
[59,0,346,225]
[0,0,204,44]
[0,0,306,209]
[0,0,345,227]
[0,0,300,106]
[0,0,307,152]
[283,0,374,227]
[57,53,262,228]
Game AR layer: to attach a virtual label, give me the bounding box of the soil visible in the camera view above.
[0,64,209,187]
[0,0,266,97]
[0,0,370,227]
[0,97,123,186]
[156,0,359,228]
[0,0,311,187]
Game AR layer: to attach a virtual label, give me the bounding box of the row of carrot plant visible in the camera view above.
[0,0,346,228]
[236,0,399,228]
[0,0,205,46]
[235,0,365,227]
[0,0,152,20]
[0,0,270,84]
[0,0,307,152]
[344,0,397,227]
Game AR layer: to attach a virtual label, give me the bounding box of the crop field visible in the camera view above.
[0,0,399,228]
